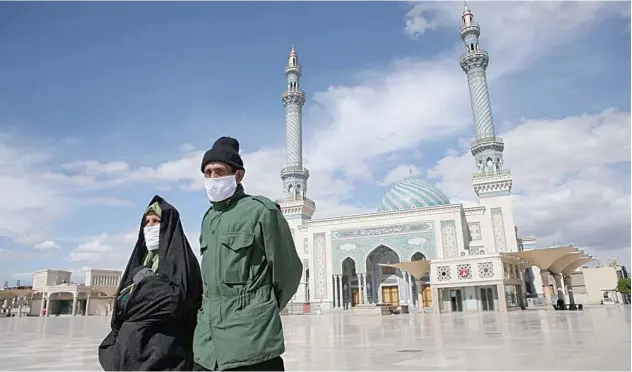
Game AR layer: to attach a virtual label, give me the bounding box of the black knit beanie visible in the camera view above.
[200,136,244,173]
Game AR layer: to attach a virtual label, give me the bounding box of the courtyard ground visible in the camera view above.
[0,306,629,371]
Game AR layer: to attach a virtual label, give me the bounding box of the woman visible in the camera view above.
[98,195,203,371]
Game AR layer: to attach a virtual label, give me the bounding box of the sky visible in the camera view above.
[0,1,630,285]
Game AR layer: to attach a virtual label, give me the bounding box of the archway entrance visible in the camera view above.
[49,292,75,316]
[341,257,358,308]
[410,252,430,308]
[366,245,401,306]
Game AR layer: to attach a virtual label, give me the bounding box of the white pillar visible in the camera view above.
[333,275,339,308]
[45,295,52,317]
[540,270,553,309]
[431,287,440,314]
[552,273,564,301]
[497,284,507,312]
[361,273,368,305]
[71,293,78,316]
[407,273,414,306]
[85,295,91,316]
[40,294,46,316]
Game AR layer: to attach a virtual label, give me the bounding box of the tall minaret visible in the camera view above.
[459,3,512,198]
[279,44,315,220]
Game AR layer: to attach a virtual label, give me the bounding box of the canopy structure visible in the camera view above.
[505,245,579,271]
[549,251,585,274]
[379,260,430,279]
[561,256,594,276]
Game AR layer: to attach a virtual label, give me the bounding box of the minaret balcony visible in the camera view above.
[285,66,302,75]
[470,136,504,155]
[459,50,489,66]
[459,22,480,37]
[281,90,306,105]
[281,166,310,179]
[472,168,512,179]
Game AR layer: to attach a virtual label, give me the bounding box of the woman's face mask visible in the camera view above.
[143,225,160,251]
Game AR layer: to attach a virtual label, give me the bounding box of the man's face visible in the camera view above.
[144,211,160,227]
[203,162,244,183]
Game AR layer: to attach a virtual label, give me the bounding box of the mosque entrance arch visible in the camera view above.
[341,257,358,308]
[366,245,402,305]
[410,251,430,309]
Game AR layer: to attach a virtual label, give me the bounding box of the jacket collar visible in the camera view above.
[211,184,247,211]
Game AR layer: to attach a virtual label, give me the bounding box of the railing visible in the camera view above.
[459,49,488,64]
[281,166,310,176]
[472,169,512,178]
[470,136,503,148]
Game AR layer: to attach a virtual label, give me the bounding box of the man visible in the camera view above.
[193,136,303,371]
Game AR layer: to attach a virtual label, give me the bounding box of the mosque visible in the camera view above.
[277,5,592,314]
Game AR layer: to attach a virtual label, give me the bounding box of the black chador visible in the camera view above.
[98,195,203,371]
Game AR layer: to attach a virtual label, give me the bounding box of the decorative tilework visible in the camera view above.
[303,238,309,255]
[332,222,433,239]
[470,246,484,255]
[437,265,451,281]
[313,233,326,300]
[478,262,494,278]
[331,222,436,274]
[468,222,481,240]
[456,264,472,280]
[491,207,507,252]
[440,220,458,258]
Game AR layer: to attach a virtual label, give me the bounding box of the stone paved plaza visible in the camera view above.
[0,306,630,371]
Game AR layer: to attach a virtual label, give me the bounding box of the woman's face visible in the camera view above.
[144,211,160,227]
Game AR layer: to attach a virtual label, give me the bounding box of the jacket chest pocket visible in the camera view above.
[219,232,254,284]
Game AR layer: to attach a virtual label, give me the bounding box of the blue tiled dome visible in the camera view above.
[377,177,451,212]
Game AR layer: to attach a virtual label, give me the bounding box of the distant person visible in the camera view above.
[193,136,303,371]
[98,196,203,371]
[556,297,566,310]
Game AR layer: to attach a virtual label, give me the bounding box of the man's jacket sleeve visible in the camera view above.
[260,207,303,310]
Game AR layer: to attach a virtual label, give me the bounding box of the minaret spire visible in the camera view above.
[459,4,512,198]
[279,44,315,220]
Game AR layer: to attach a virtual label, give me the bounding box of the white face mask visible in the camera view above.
[205,175,237,202]
[143,225,160,251]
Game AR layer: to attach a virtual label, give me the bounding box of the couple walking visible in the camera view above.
[98,136,303,371]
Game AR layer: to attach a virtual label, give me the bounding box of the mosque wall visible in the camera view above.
[430,254,504,286]
[292,204,470,309]
[479,195,519,253]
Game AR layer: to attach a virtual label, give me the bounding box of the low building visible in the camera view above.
[572,266,628,305]
[27,268,121,317]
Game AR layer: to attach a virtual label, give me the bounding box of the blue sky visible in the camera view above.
[0,2,630,285]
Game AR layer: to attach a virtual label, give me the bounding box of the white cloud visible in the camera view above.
[67,231,135,264]
[380,165,422,185]
[34,240,61,251]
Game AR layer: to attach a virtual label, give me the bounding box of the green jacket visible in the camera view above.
[193,185,303,370]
